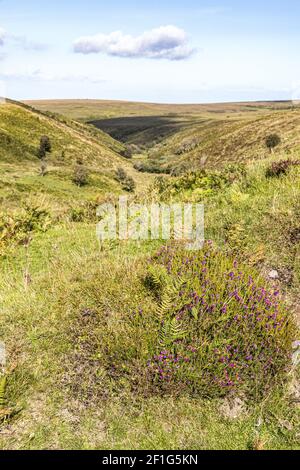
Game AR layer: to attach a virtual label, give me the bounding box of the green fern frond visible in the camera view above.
[157,286,173,321]
[159,318,186,348]
[147,265,168,291]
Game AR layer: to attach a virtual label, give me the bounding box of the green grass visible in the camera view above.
[0,99,299,450]
[0,222,298,450]
[0,158,299,450]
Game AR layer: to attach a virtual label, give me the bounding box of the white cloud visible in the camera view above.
[73,25,195,60]
[0,28,6,46]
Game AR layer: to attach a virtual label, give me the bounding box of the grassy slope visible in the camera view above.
[0,100,151,212]
[0,100,299,450]
[149,109,300,171]
[0,161,299,450]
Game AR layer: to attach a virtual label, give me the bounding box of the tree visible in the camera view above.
[38,135,52,160]
[265,134,281,153]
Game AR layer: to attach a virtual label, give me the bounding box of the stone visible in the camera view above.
[268,269,279,280]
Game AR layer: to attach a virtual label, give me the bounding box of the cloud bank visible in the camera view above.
[73,25,195,60]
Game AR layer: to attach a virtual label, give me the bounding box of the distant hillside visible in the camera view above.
[24,99,298,121]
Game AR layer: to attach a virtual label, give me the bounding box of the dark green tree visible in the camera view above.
[38,135,52,160]
[265,134,281,153]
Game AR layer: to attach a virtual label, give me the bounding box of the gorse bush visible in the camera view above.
[143,243,295,398]
[0,205,51,255]
[152,164,246,200]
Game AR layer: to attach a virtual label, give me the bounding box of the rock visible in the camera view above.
[268,269,279,280]
[288,377,300,403]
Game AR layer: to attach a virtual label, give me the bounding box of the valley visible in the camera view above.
[0,98,299,450]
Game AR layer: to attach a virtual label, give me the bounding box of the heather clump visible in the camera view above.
[144,243,295,398]
[265,159,299,178]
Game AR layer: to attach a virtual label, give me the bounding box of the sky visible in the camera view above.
[1,0,300,103]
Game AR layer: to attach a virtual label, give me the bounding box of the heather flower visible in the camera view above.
[146,242,295,397]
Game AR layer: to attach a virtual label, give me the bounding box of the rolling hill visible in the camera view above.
[24,98,298,121]
[0,99,150,212]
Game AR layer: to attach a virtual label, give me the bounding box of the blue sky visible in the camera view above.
[1,0,300,102]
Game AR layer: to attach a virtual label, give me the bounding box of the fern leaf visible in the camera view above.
[159,318,186,348]
[157,287,173,321]
[147,265,168,292]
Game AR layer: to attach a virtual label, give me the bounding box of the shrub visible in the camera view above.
[265,134,281,153]
[122,176,136,193]
[38,135,52,159]
[115,167,127,181]
[0,205,51,254]
[120,145,133,159]
[72,164,89,187]
[115,167,136,192]
[266,159,299,178]
[149,164,247,202]
[142,243,295,398]
[69,200,104,222]
[133,160,166,174]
